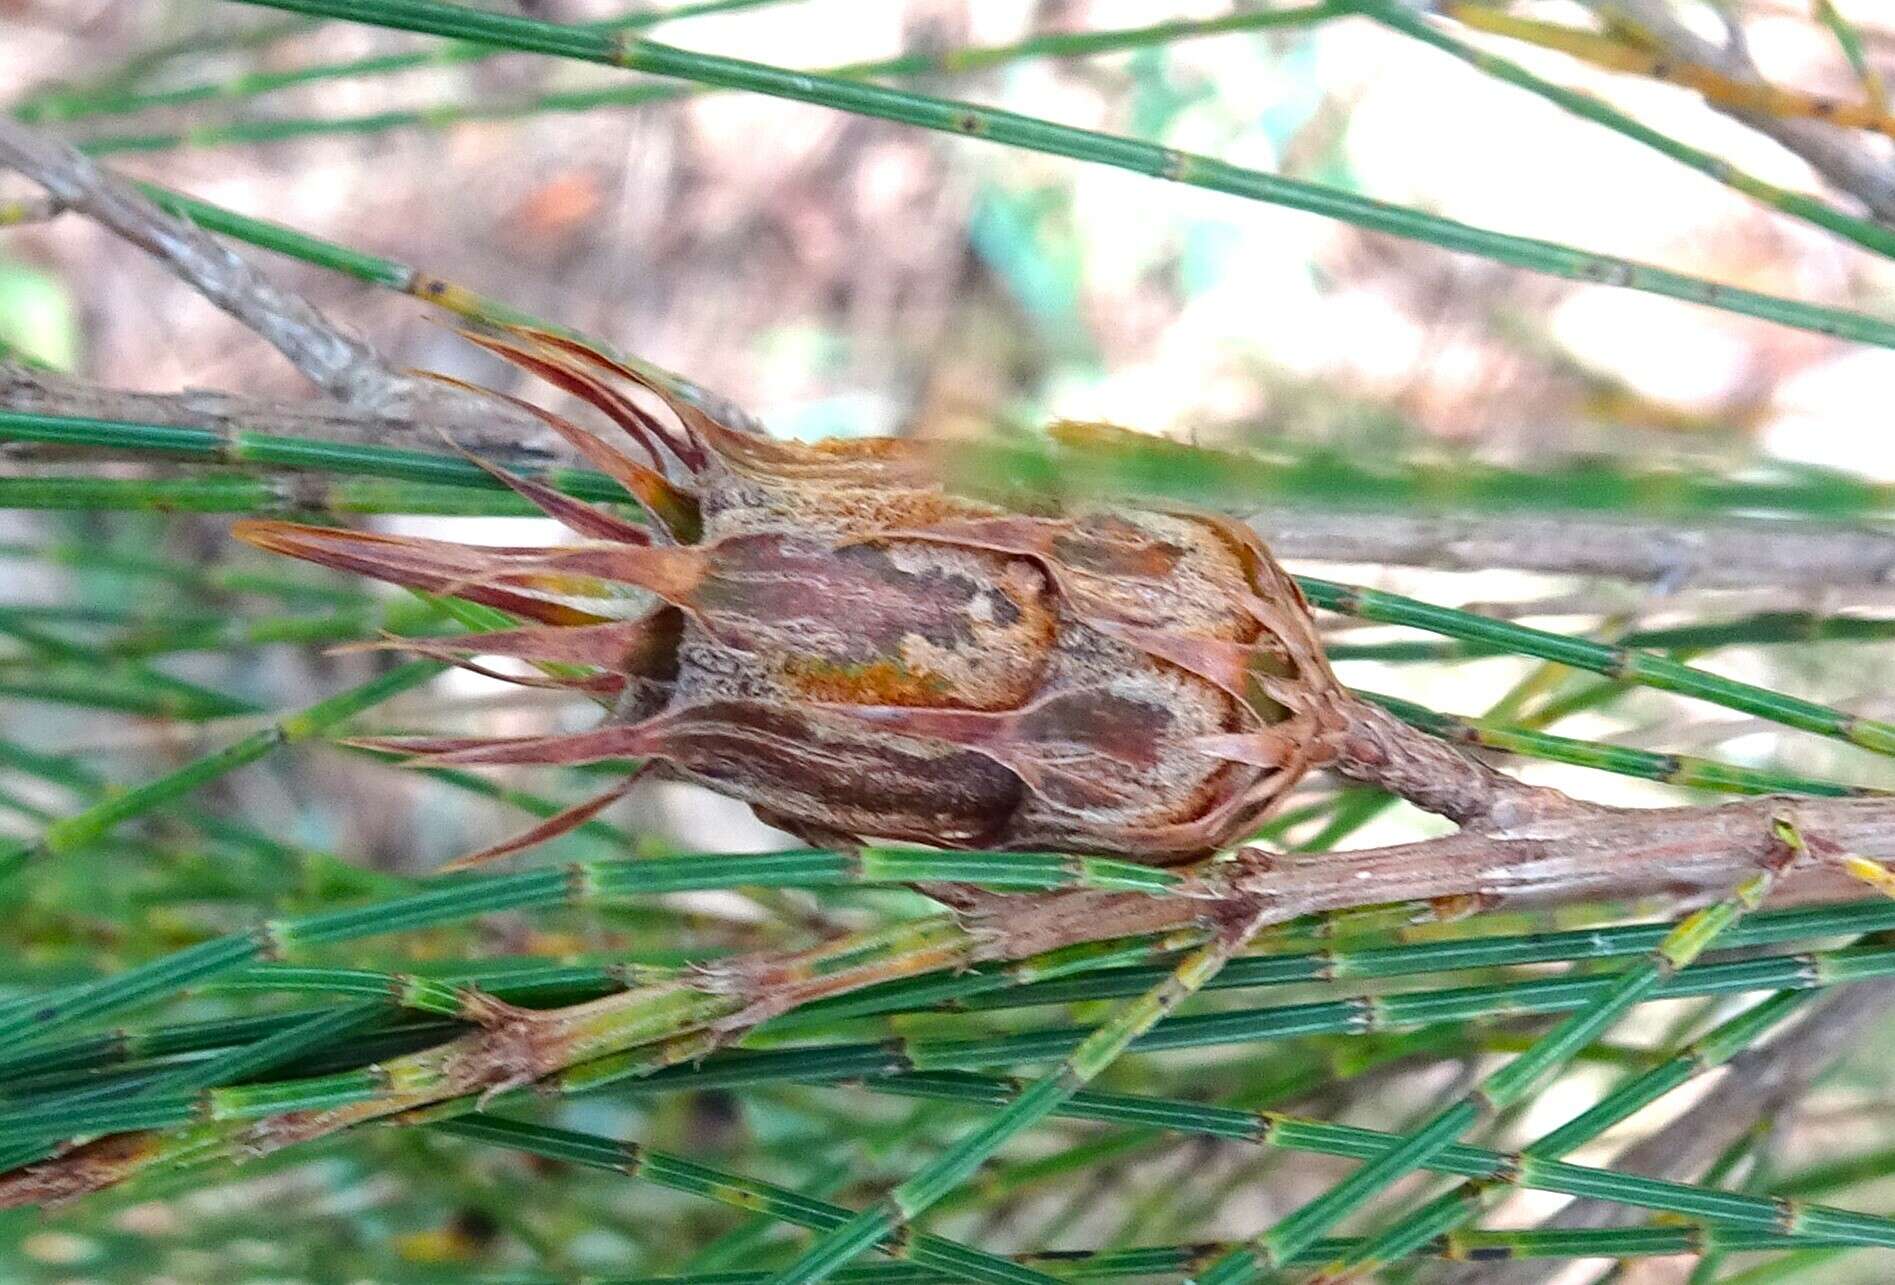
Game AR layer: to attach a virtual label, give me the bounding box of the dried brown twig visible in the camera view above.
[12,362,1895,587]
[1579,0,1895,221]
[0,189,63,228]
[2,359,563,470]
[1248,507,1895,592]
[963,782,1894,964]
[0,117,547,445]
[0,118,396,406]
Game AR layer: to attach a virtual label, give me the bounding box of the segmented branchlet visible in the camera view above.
[234,325,1349,864]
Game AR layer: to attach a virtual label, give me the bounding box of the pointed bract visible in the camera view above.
[240,330,1345,863]
[231,521,613,625]
[436,767,648,872]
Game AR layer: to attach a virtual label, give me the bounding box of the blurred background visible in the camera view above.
[7,2,1895,1281]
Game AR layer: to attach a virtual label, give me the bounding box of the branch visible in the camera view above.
[0,190,63,228]
[1319,694,1570,828]
[1579,0,1895,222]
[2,763,1890,1208]
[1251,508,1895,592]
[1,362,561,471]
[0,117,544,445]
[991,794,1895,964]
[11,367,1895,588]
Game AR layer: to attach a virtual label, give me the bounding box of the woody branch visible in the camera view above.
[4,777,1892,1209]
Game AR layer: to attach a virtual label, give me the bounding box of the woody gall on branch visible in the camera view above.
[10,318,1893,1211]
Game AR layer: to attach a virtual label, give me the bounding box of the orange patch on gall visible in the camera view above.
[780,655,958,707]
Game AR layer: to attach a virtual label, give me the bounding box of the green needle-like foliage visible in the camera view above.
[70,6,1349,158]
[10,3,1895,1279]
[226,0,1895,347]
[1169,821,1811,1280]
[17,0,788,126]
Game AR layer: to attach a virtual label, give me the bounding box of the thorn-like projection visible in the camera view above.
[1191,729,1300,769]
[345,613,682,672]
[413,368,678,544]
[437,767,648,872]
[230,521,619,625]
[457,327,705,476]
